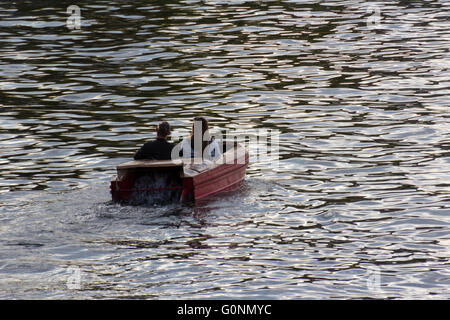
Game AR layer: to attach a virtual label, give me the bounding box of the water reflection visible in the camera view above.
[0,0,449,299]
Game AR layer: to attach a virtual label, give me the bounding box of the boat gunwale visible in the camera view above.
[116,145,248,177]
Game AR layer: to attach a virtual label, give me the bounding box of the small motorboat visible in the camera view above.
[110,143,249,204]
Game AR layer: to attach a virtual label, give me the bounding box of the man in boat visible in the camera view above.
[134,121,174,160]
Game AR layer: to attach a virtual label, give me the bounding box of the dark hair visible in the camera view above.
[190,116,211,152]
[157,121,170,137]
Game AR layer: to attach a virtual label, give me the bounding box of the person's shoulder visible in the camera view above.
[157,138,173,144]
[143,140,157,147]
[153,138,174,149]
[165,140,175,147]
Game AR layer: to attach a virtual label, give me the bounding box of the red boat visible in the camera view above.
[110,144,249,204]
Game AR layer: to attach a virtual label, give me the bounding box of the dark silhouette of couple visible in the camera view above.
[133,117,221,161]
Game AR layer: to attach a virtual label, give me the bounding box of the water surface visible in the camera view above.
[0,0,449,299]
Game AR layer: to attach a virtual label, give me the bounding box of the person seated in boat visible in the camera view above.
[133,121,174,160]
[181,116,222,160]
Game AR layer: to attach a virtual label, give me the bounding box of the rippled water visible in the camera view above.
[0,0,449,299]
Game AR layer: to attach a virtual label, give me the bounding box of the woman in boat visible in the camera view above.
[182,116,222,160]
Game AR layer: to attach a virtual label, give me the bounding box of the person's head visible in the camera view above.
[190,116,211,151]
[191,116,209,136]
[156,121,170,138]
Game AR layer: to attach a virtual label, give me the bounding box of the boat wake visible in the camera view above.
[128,173,183,206]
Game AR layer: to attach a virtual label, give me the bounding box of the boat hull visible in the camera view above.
[111,147,248,204]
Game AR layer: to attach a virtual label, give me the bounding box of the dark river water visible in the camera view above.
[0,0,449,299]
